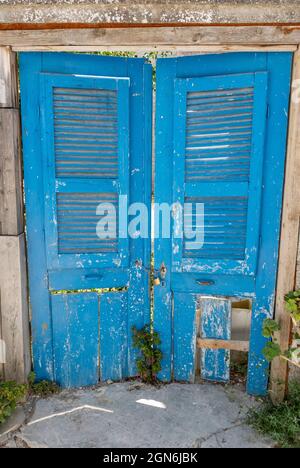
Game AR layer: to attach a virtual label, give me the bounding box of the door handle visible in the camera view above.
[196,279,215,286]
[84,274,103,280]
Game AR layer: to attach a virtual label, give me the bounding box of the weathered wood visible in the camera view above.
[197,338,250,353]
[0,26,300,48]
[0,291,4,380]
[0,234,30,383]
[0,45,28,383]
[200,298,231,382]
[270,48,300,404]
[173,293,198,383]
[0,109,24,235]
[0,47,18,107]
[12,45,298,53]
[297,236,300,289]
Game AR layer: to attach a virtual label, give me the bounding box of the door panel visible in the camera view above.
[200,298,231,382]
[20,53,152,387]
[172,72,268,275]
[40,73,130,270]
[154,52,292,395]
[52,292,99,388]
[100,291,128,382]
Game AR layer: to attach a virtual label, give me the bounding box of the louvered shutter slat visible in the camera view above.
[40,74,130,270]
[172,72,268,275]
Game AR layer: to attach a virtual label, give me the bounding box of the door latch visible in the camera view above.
[153,262,167,287]
[160,262,167,281]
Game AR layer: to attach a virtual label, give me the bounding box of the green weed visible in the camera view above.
[248,381,300,448]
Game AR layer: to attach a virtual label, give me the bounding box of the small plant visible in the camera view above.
[28,371,60,397]
[262,289,300,368]
[0,381,27,424]
[132,325,162,383]
[0,372,60,425]
[230,359,248,381]
[248,381,300,448]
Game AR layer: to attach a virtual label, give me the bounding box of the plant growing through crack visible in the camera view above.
[248,380,300,448]
[262,289,300,368]
[0,373,60,425]
[0,381,27,424]
[132,325,163,383]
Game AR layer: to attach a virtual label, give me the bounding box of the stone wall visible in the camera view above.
[0,1,299,25]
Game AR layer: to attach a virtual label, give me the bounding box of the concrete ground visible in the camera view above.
[1,381,274,449]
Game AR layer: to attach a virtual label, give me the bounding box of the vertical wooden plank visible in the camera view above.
[52,293,99,388]
[127,60,152,376]
[173,293,197,382]
[0,109,24,235]
[200,297,231,382]
[154,58,177,382]
[0,47,18,108]
[0,294,5,380]
[100,291,128,382]
[0,234,30,383]
[19,52,54,382]
[270,49,300,403]
[0,46,29,383]
[247,52,293,396]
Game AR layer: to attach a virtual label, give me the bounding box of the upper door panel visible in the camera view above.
[172,72,268,276]
[40,73,130,270]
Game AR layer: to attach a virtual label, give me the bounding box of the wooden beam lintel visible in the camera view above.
[11,45,298,53]
[1,26,300,49]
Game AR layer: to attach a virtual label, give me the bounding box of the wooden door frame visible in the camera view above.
[0,24,299,402]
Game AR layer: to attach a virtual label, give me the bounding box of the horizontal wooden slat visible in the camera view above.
[185,87,254,183]
[183,196,248,260]
[54,87,119,179]
[10,45,298,54]
[197,338,249,352]
[57,192,118,254]
[186,181,249,198]
[0,26,300,49]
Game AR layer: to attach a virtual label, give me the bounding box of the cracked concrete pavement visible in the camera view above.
[0,382,274,448]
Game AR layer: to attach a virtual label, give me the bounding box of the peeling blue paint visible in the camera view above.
[154,52,292,396]
[200,298,231,382]
[19,52,152,388]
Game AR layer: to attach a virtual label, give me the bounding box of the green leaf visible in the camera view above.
[0,381,27,424]
[263,342,282,362]
[291,310,300,322]
[286,299,298,313]
[262,319,281,338]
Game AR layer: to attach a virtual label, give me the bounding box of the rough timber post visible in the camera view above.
[0,46,30,382]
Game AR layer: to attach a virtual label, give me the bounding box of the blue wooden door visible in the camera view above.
[154,52,292,395]
[20,53,152,388]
